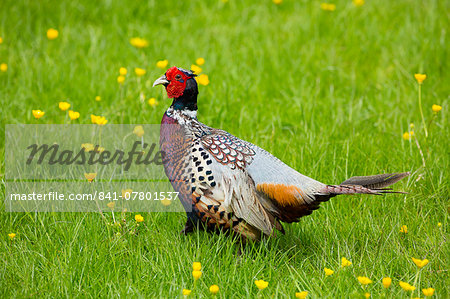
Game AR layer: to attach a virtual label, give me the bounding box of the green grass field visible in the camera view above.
[0,0,448,297]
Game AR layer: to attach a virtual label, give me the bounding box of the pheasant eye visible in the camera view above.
[175,74,182,80]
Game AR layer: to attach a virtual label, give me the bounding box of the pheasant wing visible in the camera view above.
[201,130,327,223]
[195,130,279,236]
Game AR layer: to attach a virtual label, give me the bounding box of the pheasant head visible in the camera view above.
[153,66,198,110]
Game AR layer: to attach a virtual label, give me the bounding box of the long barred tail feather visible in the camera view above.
[324,184,383,195]
[340,172,410,189]
[322,172,410,196]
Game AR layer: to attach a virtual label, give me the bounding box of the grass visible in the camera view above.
[0,0,448,297]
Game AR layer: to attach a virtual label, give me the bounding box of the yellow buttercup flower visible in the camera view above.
[273,0,283,4]
[0,37,3,44]
[195,57,205,66]
[412,257,429,268]
[0,63,7,72]
[190,64,202,75]
[295,291,308,298]
[402,132,410,140]
[161,198,171,206]
[130,37,149,48]
[182,289,191,296]
[432,104,442,113]
[47,28,59,40]
[399,281,416,291]
[422,288,435,297]
[400,225,408,233]
[119,67,127,76]
[117,75,125,84]
[320,3,336,11]
[148,97,159,107]
[341,257,352,267]
[97,116,108,125]
[135,67,146,77]
[68,110,80,120]
[357,276,373,285]
[107,201,115,210]
[32,110,45,119]
[82,144,97,152]
[364,293,370,299]
[91,114,108,125]
[254,280,268,290]
[382,277,392,288]
[59,101,71,111]
[192,270,202,280]
[133,125,145,137]
[8,233,16,239]
[197,74,210,86]
[81,143,94,151]
[122,189,133,199]
[95,96,101,101]
[84,173,97,182]
[437,222,442,227]
[414,73,426,84]
[156,60,169,69]
[135,214,144,222]
[324,268,334,276]
[192,262,201,271]
[353,0,364,6]
[209,285,219,294]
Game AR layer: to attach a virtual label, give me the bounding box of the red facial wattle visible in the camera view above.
[165,66,189,98]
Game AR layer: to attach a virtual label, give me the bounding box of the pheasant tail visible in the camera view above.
[323,172,410,195]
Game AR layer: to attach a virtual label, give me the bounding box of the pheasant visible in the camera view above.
[153,66,409,241]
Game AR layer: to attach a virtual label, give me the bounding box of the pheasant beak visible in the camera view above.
[152,75,169,87]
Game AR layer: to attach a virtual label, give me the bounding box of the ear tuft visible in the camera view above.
[179,68,197,77]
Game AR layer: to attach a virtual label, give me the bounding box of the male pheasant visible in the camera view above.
[154,66,409,241]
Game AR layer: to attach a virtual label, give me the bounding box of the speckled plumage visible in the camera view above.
[156,67,409,241]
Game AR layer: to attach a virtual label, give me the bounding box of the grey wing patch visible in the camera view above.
[201,132,256,170]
